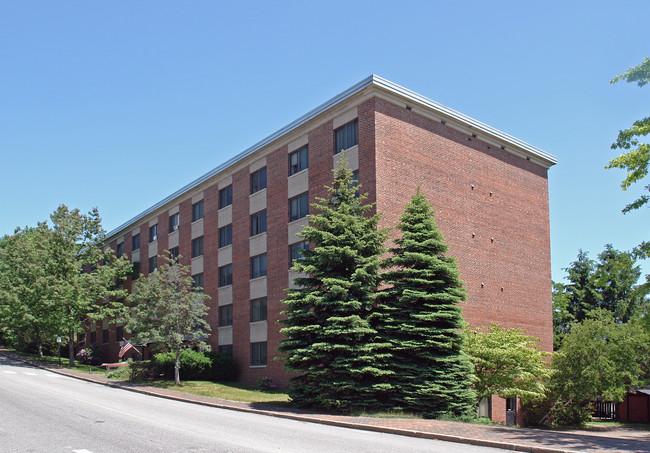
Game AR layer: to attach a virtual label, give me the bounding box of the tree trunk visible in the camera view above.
[174,351,181,385]
[68,331,75,367]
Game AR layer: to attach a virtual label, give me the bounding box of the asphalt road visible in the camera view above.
[0,354,507,453]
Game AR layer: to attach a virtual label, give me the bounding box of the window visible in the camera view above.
[169,213,179,232]
[132,234,140,251]
[116,243,124,258]
[218,304,233,327]
[169,247,179,262]
[149,256,158,273]
[289,192,309,221]
[192,200,204,222]
[219,264,232,287]
[250,167,267,194]
[250,297,267,322]
[218,345,233,355]
[219,225,232,248]
[192,273,204,292]
[102,329,109,344]
[351,170,359,198]
[334,119,358,154]
[191,236,204,258]
[219,185,233,209]
[289,241,309,268]
[90,331,96,345]
[149,224,158,243]
[251,341,267,366]
[250,210,267,236]
[250,254,267,279]
[132,261,140,280]
[116,326,124,342]
[289,145,308,175]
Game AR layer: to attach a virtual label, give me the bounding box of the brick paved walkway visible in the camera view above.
[4,351,649,453]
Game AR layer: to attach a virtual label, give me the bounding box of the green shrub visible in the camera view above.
[154,350,212,380]
[128,360,157,381]
[205,351,238,381]
[153,350,238,382]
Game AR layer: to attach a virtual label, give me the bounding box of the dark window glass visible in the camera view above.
[132,234,140,251]
[192,200,204,222]
[250,210,267,236]
[250,297,267,322]
[218,345,233,355]
[250,254,267,279]
[149,224,158,243]
[102,329,109,344]
[169,247,179,262]
[219,264,232,287]
[218,305,233,327]
[289,241,309,268]
[219,225,232,248]
[90,331,96,344]
[132,261,140,280]
[149,256,158,273]
[289,193,309,222]
[219,185,233,209]
[250,167,267,194]
[116,326,124,342]
[251,341,267,366]
[351,170,360,198]
[191,236,204,258]
[192,273,204,292]
[289,145,308,175]
[116,243,124,258]
[334,120,358,154]
[169,213,179,232]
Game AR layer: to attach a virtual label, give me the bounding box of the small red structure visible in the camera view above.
[618,387,650,423]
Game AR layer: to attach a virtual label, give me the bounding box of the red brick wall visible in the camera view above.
[231,167,251,377]
[372,97,553,352]
[203,185,220,349]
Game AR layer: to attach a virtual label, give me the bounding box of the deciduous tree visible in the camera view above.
[127,254,211,385]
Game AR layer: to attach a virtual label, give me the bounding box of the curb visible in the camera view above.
[4,352,577,453]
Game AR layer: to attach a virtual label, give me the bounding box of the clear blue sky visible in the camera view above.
[1,1,649,282]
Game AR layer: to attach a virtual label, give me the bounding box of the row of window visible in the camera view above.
[218,297,267,327]
[217,342,267,366]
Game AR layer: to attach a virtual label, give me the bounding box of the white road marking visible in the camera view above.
[72,450,93,453]
[24,372,36,375]
[4,370,17,374]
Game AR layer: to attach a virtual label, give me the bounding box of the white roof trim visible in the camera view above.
[105,75,556,241]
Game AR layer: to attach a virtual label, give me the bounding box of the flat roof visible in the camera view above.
[105,75,557,241]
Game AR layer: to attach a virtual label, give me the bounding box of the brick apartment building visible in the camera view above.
[92,75,557,420]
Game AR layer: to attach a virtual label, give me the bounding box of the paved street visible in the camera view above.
[0,354,507,453]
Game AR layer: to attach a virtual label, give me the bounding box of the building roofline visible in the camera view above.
[105,75,557,241]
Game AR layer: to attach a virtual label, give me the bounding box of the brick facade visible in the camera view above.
[93,76,556,420]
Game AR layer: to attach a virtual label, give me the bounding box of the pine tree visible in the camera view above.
[375,188,476,417]
[279,160,390,412]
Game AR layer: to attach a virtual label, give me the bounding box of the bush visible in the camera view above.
[522,397,593,428]
[128,360,157,381]
[154,350,212,380]
[153,350,238,382]
[206,351,238,381]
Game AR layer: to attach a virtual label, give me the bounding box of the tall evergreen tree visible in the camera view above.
[279,160,390,412]
[374,189,476,417]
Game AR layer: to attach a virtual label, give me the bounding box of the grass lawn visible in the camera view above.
[585,420,650,431]
[150,380,290,405]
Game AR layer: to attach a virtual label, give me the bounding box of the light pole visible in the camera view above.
[56,336,62,367]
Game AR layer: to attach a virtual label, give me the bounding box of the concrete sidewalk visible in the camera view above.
[4,351,649,453]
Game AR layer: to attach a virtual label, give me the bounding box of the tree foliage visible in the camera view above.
[0,205,131,365]
[0,225,59,356]
[553,246,647,347]
[464,324,551,404]
[278,160,389,412]
[374,189,476,417]
[127,254,211,385]
[552,310,648,404]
